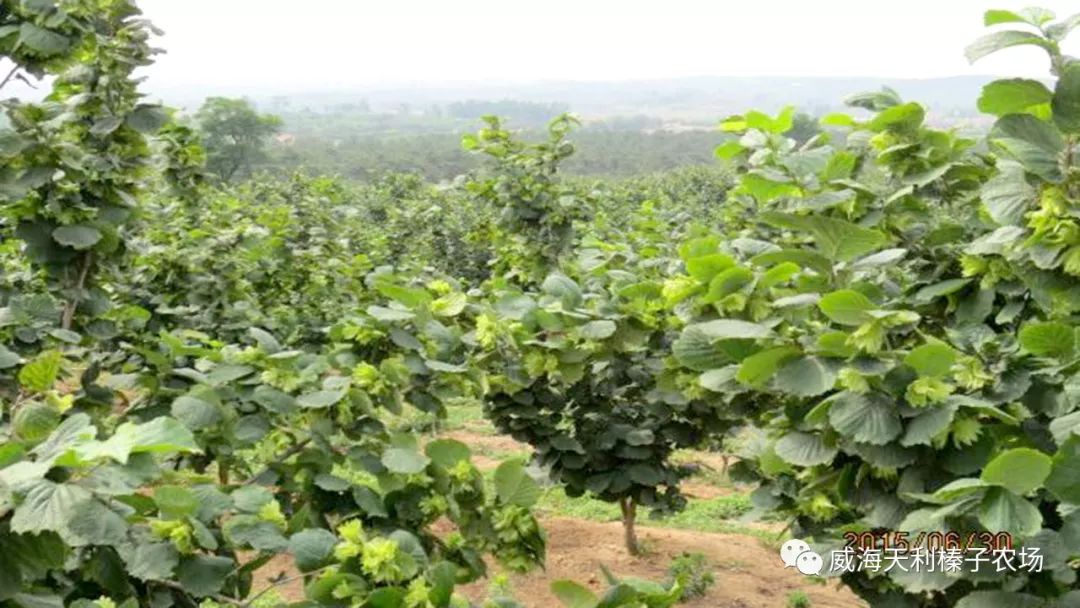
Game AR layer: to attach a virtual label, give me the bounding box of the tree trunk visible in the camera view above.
[620,496,640,555]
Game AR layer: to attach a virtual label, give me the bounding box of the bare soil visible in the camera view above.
[252,517,865,608]
[250,427,865,607]
[457,517,865,608]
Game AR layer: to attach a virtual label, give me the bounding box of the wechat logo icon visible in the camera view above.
[780,539,824,575]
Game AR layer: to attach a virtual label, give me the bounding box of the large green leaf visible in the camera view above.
[956,591,1044,608]
[154,485,200,519]
[176,555,233,597]
[296,388,347,409]
[10,481,91,539]
[121,542,179,581]
[981,162,1035,226]
[965,30,1049,63]
[17,350,62,392]
[828,392,902,445]
[904,342,957,378]
[424,439,471,468]
[977,79,1052,117]
[672,326,727,371]
[685,319,774,340]
[1047,436,1080,504]
[65,499,128,546]
[80,417,201,464]
[1019,321,1076,358]
[774,432,837,466]
[381,447,430,475]
[18,23,69,55]
[981,448,1053,495]
[1052,63,1080,133]
[762,213,887,262]
[737,346,800,387]
[171,395,221,430]
[768,355,834,397]
[978,487,1042,537]
[818,290,876,326]
[52,225,102,250]
[289,529,338,572]
[900,403,957,447]
[551,580,599,608]
[494,459,541,507]
[989,114,1064,182]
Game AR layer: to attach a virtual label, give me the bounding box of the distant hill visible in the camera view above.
[152,75,1007,127]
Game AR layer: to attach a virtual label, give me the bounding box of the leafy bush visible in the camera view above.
[666,552,716,600]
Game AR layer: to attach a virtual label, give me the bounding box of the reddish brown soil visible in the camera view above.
[457,517,865,608]
[250,430,864,607]
[252,518,865,608]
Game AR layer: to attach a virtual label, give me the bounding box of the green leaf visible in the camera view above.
[580,320,617,340]
[431,292,467,317]
[10,481,91,538]
[686,319,774,340]
[125,105,170,134]
[1047,436,1080,504]
[0,345,20,369]
[828,392,902,445]
[1054,55,1080,129]
[965,30,1049,64]
[981,448,1053,495]
[425,439,471,468]
[740,173,800,203]
[231,485,274,512]
[251,385,297,414]
[122,542,179,581]
[901,404,957,447]
[542,273,583,308]
[685,253,735,283]
[171,395,221,430]
[981,161,1036,226]
[366,305,415,322]
[990,113,1064,182]
[52,225,102,250]
[176,555,233,597]
[289,529,337,572]
[914,278,972,303]
[494,459,541,507]
[18,23,69,55]
[296,388,346,409]
[224,516,287,551]
[956,591,1044,608]
[1019,321,1076,358]
[154,485,199,519]
[672,326,727,371]
[977,79,1052,116]
[774,432,837,466]
[65,499,128,546]
[737,346,800,387]
[83,417,201,464]
[978,487,1042,537]
[868,102,925,132]
[904,342,957,378]
[381,447,430,474]
[17,350,62,392]
[762,213,887,262]
[818,290,875,326]
[774,356,836,397]
[551,580,598,608]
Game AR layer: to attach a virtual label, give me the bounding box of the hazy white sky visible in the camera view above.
[138,0,1078,89]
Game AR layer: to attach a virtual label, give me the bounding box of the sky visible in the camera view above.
[45,1,1080,95]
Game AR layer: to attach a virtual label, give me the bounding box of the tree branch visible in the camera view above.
[0,65,19,92]
[241,437,311,485]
